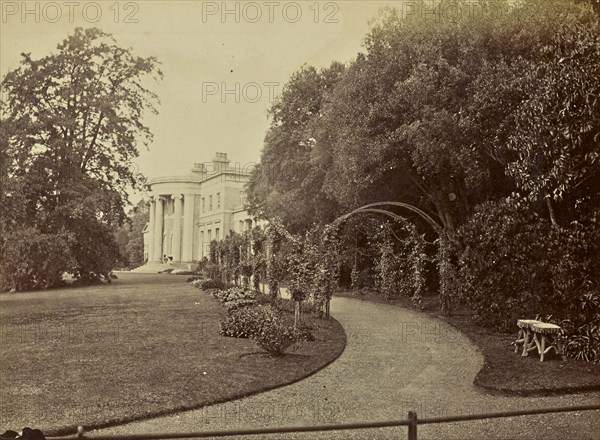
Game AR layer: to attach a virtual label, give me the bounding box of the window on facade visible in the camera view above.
[202,198,205,213]
[217,192,221,209]
[209,195,213,211]
[215,228,220,241]
[208,230,212,242]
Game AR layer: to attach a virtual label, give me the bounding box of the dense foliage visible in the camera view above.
[373,222,427,307]
[0,28,161,290]
[0,228,75,291]
[245,0,600,361]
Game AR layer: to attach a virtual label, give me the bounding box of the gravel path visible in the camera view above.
[93,297,600,440]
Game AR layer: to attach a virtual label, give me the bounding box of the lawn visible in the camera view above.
[0,273,345,435]
[335,289,600,395]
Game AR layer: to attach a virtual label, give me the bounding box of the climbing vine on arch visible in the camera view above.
[364,220,427,309]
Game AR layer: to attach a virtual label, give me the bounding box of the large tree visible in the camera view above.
[0,28,162,289]
[246,63,346,233]
[505,21,600,225]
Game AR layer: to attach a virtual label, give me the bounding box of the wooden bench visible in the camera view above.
[513,319,566,362]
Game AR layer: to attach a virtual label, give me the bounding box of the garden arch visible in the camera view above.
[329,202,454,315]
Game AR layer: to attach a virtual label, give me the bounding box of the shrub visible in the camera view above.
[199,278,224,290]
[296,322,316,342]
[254,317,302,356]
[544,226,600,324]
[565,323,600,363]
[223,298,257,311]
[457,199,551,331]
[0,228,75,291]
[220,305,277,339]
[218,286,255,303]
[220,303,309,355]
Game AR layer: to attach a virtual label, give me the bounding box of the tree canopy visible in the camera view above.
[247,0,598,236]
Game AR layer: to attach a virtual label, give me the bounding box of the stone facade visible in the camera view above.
[142,153,262,268]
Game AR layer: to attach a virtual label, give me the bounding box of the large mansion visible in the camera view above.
[142,153,262,268]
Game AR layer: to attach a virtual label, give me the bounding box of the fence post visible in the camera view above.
[407,411,417,440]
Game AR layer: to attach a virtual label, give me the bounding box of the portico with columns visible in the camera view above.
[140,153,263,270]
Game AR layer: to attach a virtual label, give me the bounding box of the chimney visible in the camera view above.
[191,162,206,174]
[212,152,230,172]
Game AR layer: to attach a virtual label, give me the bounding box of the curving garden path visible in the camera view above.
[94,297,599,439]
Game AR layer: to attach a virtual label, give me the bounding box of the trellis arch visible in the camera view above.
[337,202,443,236]
[329,202,453,315]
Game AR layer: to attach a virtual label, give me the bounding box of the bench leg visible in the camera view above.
[514,329,525,354]
[540,335,546,362]
[532,332,542,360]
[522,330,537,357]
[542,334,566,361]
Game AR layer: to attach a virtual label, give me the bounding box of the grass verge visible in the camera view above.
[0,273,345,435]
[335,289,600,396]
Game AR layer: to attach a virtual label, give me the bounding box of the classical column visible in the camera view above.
[153,196,164,262]
[147,197,156,264]
[172,194,183,262]
[181,194,195,262]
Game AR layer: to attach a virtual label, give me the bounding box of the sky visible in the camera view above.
[1,0,404,203]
